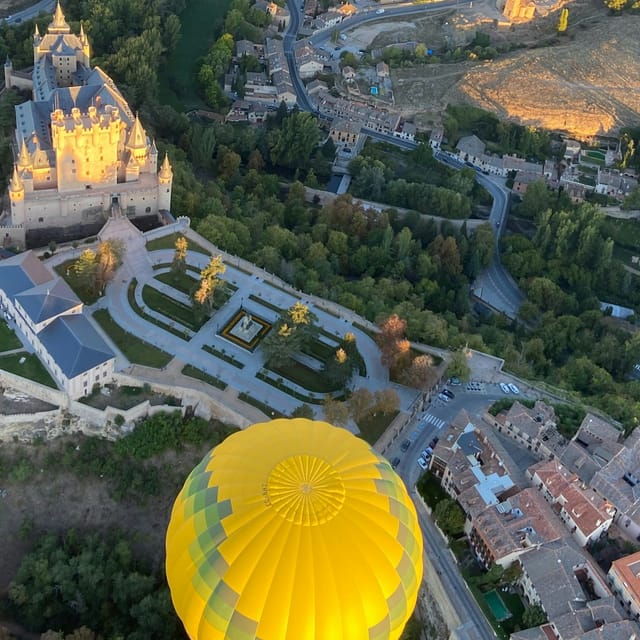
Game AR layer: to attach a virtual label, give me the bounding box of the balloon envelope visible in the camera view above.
[166,418,423,640]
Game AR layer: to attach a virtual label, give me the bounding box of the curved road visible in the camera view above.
[4,0,55,25]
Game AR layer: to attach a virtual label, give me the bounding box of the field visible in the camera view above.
[386,0,640,138]
[157,0,233,110]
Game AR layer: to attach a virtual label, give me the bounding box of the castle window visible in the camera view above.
[38,217,43,222]
[145,207,151,213]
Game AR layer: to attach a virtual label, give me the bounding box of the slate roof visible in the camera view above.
[0,251,53,298]
[15,277,79,324]
[39,314,114,378]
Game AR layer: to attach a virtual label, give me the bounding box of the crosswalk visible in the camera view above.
[420,413,446,430]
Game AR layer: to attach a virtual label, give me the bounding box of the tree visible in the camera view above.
[522,604,547,628]
[261,302,318,367]
[557,7,569,32]
[95,240,124,293]
[171,236,188,276]
[269,111,320,170]
[348,388,374,421]
[518,180,551,219]
[434,498,465,537]
[73,248,98,294]
[323,396,349,426]
[193,255,226,316]
[291,404,314,419]
[446,349,471,381]
[399,354,438,390]
[373,389,400,415]
[603,0,627,11]
[377,314,411,371]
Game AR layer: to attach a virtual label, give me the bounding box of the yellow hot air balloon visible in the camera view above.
[166,418,423,640]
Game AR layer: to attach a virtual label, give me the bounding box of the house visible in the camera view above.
[518,540,614,637]
[595,169,638,201]
[0,251,115,398]
[3,3,172,248]
[487,400,568,460]
[590,428,640,542]
[456,135,486,164]
[559,174,594,203]
[304,0,318,17]
[306,79,328,95]
[341,65,356,82]
[225,100,252,123]
[376,61,390,79]
[234,40,264,62]
[469,488,567,568]
[513,172,545,195]
[528,459,615,546]
[564,139,582,162]
[313,11,343,30]
[296,44,324,79]
[608,550,640,621]
[329,118,363,145]
[502,155,544,176]
[429,125,444,149]
[503,0,536,20]
[337,2,357,16]
[393,121,416,142]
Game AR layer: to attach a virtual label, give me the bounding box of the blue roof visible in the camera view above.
[15,277,79,323]
[0,252,53,298]
[39,314,114,378]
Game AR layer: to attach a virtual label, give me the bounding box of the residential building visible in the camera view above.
[337,3,357,16]
[564,139,582,161]
[512,172,545,195]
[595,169,638,201]
[428,125,444,149]
[502,155,543,175]
[455,135,486,164]
[528,459,615,546]
[590,428,640,541]
[306,79,328,96]
[313,11,343,30]
[342,65,356,82]
[469,488,567,568]
[329,118,363,145]
[376,61,390,79]
[0,251,115,398]
[393,121,416,142]
[295,44,324,79]
[3,3,173,248]
[609,550,640,620]
[488,400,567,460]
[518,540,615,639]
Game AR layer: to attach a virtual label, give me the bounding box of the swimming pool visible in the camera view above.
[484,589,512,622]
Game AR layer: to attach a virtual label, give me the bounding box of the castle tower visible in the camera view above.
[17,138,32,172]
[49,1,70,34]
[126,114,148,165]
[4,56,12,90]
[9,165,26,226]
[158,154,173,212]
[79,23,90,62]
[149,139,158,173]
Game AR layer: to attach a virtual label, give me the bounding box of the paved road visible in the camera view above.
[4,0,55,25]
[393,385,504,640]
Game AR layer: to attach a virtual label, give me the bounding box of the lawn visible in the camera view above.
[93,309,173,368]
[157,0,233,110]
[238,392,286,418]
[54,260,101,305]
[154,270,199,296]
[266,359,337,393]
[181,364,227,390]
[0,320,21,351]
[146,233,210,255]
[128,281,189,340]
[356,410,399,445]
[141,285,203,331]
[0,352,57,388]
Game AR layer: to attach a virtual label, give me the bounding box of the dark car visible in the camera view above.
[391,457,401,469]
[429,437,439,449]
[442,389,455,399]
[400,439,411,452]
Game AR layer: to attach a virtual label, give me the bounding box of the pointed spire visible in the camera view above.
[10,165,24,193]
[17,138,31,169]
[150,139,158,155]
[80,22,85,39]
[159,153,172,179]
[126,113,147,150]
[34,23,40,38]
[48,1,70,34]
[4,54,11,68]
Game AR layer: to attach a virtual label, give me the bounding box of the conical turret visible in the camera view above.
[126,114,148,163]
[49,1,70,34]
[17,138,31,170]
[159,153,172,181]
[9,165,24,194]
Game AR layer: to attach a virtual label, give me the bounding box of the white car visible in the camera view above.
[375,8,385,13]
[438,393,449,402]
[417,456,428,470]
[500,382,510,394]
[508,383,520,395]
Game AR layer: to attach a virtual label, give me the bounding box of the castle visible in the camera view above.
[3,2,173,248]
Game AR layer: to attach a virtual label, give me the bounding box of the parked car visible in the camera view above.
[508,383,520,395]
[417,456,428,470]
[401,439,411,452]
[450,377,461,385]
[391,457,400,469]
[442,389,455,399]
[421,447,433,459]
[500,382,510,394]
[375,8,385,13]
[438,393,449,402]
[429,437,439,449]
